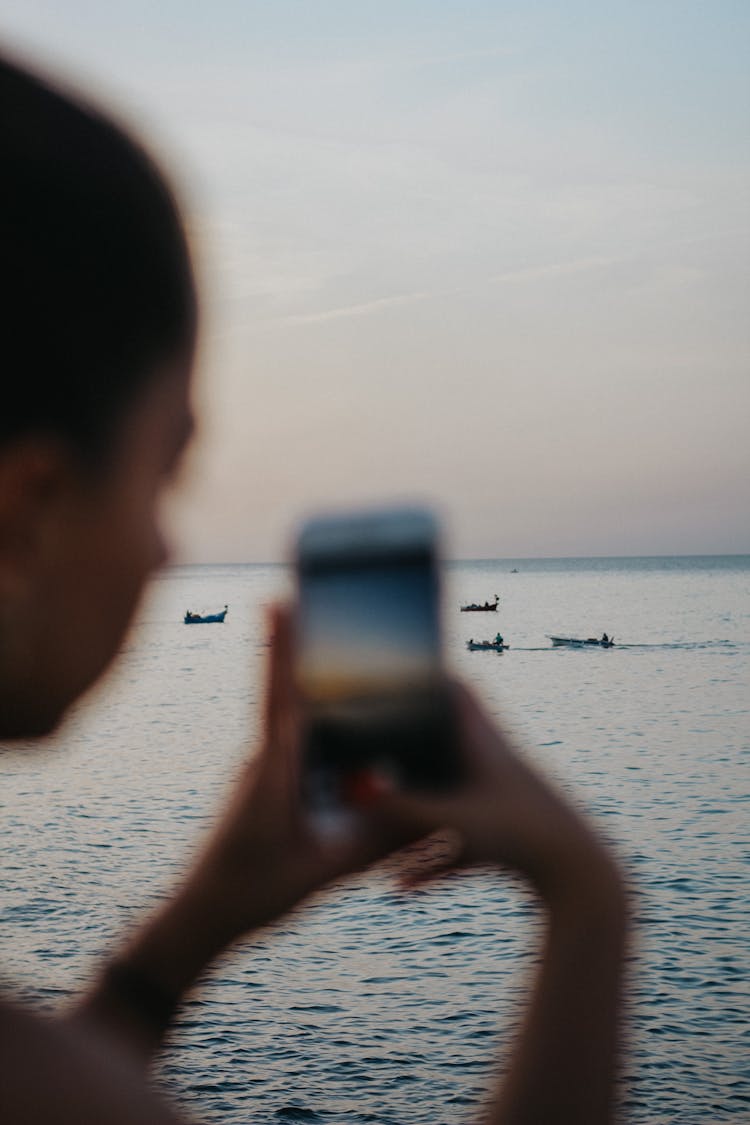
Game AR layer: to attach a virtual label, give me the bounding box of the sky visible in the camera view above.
[3,2,749,560]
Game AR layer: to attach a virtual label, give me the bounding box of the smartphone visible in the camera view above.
[293,506,459,817]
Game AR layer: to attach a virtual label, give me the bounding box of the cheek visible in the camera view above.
[88,497,166,626]
[82,514,162,676]
[35,521,156,719]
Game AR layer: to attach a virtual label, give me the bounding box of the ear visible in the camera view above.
[0,437,79,598]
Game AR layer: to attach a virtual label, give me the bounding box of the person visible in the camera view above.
[0,52,627,1125]
[495,633,504,646]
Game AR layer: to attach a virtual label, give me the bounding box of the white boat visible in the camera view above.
[547,634,614,648]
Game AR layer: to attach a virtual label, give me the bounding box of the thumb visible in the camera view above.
[395,821,466,891]
[359,778,468,885]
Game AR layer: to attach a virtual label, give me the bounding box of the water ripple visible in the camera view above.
[2,559,748,1123]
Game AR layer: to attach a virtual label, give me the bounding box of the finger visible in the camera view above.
[398,861,459,890]
[261,603,304,801]
[397,827,465,888]
[265,604,299,742]
[362,783,462,845]
[305,780,452,877]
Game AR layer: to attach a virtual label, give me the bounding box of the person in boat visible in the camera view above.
[495,633,504,646]
[0,52,627,1125]
[602,633,610,644]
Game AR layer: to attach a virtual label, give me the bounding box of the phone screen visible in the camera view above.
[295,512,459,810]
[296,555,440,705]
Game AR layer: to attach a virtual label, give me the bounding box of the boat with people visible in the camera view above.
[184,605,228,624]
[467,634,508,652]
[460,594,500,612]
[547,633,614,648]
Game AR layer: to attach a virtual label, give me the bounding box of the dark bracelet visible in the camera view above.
[104,960,180,1037]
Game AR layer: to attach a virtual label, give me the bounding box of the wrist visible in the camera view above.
[102,958,180,1039]
[75,954,184,1061]
[129,842,295,996]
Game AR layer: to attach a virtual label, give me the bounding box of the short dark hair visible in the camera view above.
[0,54,197,462]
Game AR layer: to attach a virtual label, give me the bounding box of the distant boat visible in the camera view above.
[184,605,228,624]
[548,634,614,648]
[510,568,519,573]
[460,594,499,612]
[467,637,508,652]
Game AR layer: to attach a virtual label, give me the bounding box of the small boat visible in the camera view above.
[460,594,499,612]
[467,636,508,652]
[547,634,614,648]
[184,605,228,624]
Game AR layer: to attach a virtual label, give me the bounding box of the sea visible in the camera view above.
[1,556,748,1124]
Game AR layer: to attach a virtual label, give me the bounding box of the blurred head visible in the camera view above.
[0,54,198,737]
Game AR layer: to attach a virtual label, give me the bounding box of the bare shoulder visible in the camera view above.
[0,999,190,1125]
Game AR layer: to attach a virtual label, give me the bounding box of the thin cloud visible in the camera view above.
[276,289,446,326]
[489,255,624,286]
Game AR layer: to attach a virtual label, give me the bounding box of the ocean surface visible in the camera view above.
[1,556,748,1124]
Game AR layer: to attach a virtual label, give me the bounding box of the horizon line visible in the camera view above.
[166,551,750,567]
